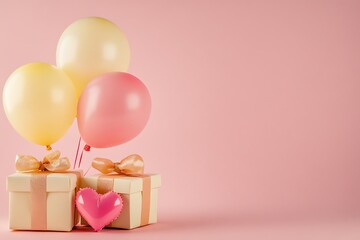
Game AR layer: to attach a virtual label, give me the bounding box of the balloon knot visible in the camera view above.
[84,145,91,151]
[46,145,52,151]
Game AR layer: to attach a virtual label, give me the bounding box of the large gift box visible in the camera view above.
[80,174,161,229]
[7,171,81,231]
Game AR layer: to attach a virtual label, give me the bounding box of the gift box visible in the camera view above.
[80,174,161,229]
[7,171,82,231]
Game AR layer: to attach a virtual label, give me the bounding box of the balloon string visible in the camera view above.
[84,164,91,176]
[78,148,84,169]
[77,145,91,169]
[73,137,82,169]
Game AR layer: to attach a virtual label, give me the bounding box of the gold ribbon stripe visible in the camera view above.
[30,173,48,230]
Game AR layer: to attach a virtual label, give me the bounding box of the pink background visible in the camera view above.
[1,0,360,239]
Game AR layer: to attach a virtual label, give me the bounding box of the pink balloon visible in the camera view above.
[77,72,151,148]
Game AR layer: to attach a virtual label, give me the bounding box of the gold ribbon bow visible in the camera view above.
[16,150,71,172]
[92,154,144,176]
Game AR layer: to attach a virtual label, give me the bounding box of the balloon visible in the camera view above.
[3,63,77,148]
[56,17,130,98]
[77,72,151,149]
[76,188,123,232]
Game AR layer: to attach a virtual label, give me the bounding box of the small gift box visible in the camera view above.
[80,173,161,229]
[7,171,82,231]
[77,154,161,230]
[7,152,82,231]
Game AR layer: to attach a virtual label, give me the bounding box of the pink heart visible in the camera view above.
[76,188,123,231]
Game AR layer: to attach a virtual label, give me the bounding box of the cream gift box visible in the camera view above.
[7,171,81,231]
[80,174,161,229]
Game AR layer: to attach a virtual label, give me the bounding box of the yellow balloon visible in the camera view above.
[56,17,130,98]
[2,63,77,148]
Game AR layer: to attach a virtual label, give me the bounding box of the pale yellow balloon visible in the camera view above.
[3,63,77,147]
[56,17,130,98]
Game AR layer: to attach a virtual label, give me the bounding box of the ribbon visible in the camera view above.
[16,150,71,173]
[140,176,151,226]
[30,172,48,230]
[96,174,152,227]
[92,154,144,177]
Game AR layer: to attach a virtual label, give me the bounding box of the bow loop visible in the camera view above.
[16,151,71,172]
[92,154,144,176]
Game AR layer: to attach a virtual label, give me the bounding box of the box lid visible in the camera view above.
[7,171,81,192]
[81,173,161,194]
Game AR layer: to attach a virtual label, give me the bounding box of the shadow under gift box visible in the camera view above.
[7,170,82,231]
[80,174,161,229]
